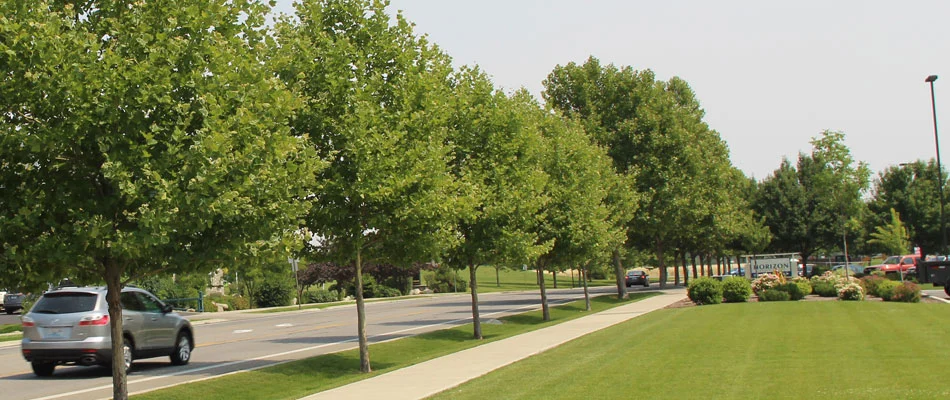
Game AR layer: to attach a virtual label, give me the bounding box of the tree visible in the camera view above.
[0,1,319,398]
[809,130,871,267]
[867,160,946,257]
[869,208,911,256]
[445,69,550,339]
[278,0,462,373]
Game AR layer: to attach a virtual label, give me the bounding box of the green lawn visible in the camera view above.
[134,292,655,400]
[431,301,950,400]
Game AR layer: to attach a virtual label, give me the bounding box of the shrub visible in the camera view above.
[758,289,791,302]
[228,295,250,310]
[751,273,783,295]
[775,282,806,300]
[722,277,752,303]
[860,275,886,297]
[837,282,865,301]
[306,288,341,304]
[255,280,293,308]
[877,280,901,301]
[809,265,831,278]
[425,266,468,294]
[888,282,921,303]
[810,271,839,288]
[687,277,723,305]
[792,277,812,297]
[813,282,838,297]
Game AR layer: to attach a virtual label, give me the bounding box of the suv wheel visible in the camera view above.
[31,360,56,377]
[170,332,192,365]
[122,341,133,373]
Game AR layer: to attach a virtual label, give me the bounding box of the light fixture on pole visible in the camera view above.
[926,74,945,256]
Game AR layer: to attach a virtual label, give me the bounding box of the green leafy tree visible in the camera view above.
[278,0,462,372]
[868,160,946,257]
[445,69,550,339]
[868,208,911,256]
[0,1,319,398]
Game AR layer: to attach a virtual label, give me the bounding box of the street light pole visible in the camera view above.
[926,74,945,256]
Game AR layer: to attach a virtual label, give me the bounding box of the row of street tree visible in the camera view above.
[0,0,943,398]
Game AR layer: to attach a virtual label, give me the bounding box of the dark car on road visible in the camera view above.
[4,292,24,314]
[20,286,194,376]
[625,270,650,287]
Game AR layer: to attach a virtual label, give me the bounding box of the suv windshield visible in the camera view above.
[882,256,900,264]
[31,292,98,314]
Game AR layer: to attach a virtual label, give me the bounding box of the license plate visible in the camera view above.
[42,327,71,340]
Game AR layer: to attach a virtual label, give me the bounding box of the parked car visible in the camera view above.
[830,264,865,276]
[625,270,650,287]
[20,286,194,377]
[3,292,24,314]
[864,255,921,275]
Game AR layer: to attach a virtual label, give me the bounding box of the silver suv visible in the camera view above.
[20,286,194,376]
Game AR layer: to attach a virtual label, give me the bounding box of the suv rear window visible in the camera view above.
[31,292,98,314]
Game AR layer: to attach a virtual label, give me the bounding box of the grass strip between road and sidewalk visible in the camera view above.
[0,324,22,342]
[429,301,950,400]
[134,291,657,400]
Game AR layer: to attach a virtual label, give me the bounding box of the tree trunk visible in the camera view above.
[691,253,698,280]
[582,263,591,311]
[706,254,713,276]
[570,268,575,288]
[681,251,689,286]
[656,238,668,289]
[552,270,558,288]
[104,260,128,400]
[538,265,550,321]
[356,249,371,373]
[469,264,482,340]
[613,248,627,299]
[717,256,722,275]
[495,267,500,287]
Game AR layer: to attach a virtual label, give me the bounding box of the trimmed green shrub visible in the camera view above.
[877,279,901,301]
[792,277,812,296]
[424,267,468,294]
[306,288,341,304]
[889,282,921,303]
[228,296,250,310]
[860,275,886,297]
[776,282,806,300]
[722,277,752,303]
[813,282,838,297]
[687,277,723,305]
[809,265,831,278]
[758,289,791,302]
[255,280,293,308]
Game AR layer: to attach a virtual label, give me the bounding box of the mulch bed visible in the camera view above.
[664,294,943,309]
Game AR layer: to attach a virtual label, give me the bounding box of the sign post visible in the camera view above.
[288,258,301,310]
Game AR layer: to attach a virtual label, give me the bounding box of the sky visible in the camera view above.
[272,0,950,181]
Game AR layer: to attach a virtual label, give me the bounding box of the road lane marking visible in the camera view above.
[35,296,580,400]
[198,323,346,348]
[276,323,293,328]
[232,329,253,334]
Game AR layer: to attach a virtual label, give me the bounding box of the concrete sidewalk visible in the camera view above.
[300,290,686,400]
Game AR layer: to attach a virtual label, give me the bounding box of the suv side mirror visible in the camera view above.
[161,303,173,314]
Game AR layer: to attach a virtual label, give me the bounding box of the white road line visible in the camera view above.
[232,329,253,334]
[276,323,294,328]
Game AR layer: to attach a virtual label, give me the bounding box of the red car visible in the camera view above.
[863,255,921,275]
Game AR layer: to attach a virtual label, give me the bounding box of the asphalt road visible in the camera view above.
[0,285,648,400]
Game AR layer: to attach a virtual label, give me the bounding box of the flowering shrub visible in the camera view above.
[722,277,752,303]
[813,282,838,297]
[888,282,921,303]
[752,273,783,295]
[837,282,865,301]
